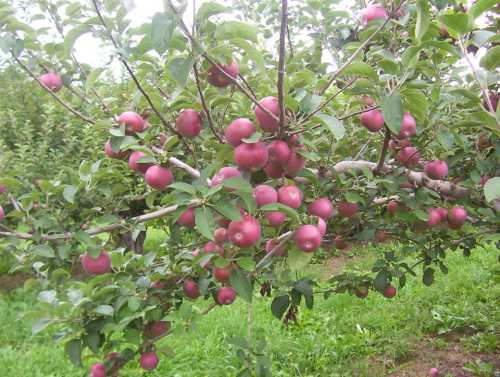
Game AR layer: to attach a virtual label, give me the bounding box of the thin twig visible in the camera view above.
[277,0,288,131]
[374,126,391,173]
[286,23,294,58]
[254,231,293,270]
[317,0,407,95]
[193,63,223,142]
[12,53,95,125]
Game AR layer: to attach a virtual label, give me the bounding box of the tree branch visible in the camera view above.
[254,231,293,270]
[193,63,223,142]
[151,146,201,178]
[374,126,391,173]
[12,53,95,125]
[277,0,288,131]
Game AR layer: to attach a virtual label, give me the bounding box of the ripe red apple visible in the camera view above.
[360,109,384,132]
[207,61,239,88]
[255,96,280,132]
[224,118,256,146]
[151,280,166,289]
[210,167,241,186]
[183,280,200,299]
[316,217,327,237]
[308,198,334,219]
[143,321,170,338]
[427,208,441,227]
[265,239,286,257]
[355,286,369,299]
[40,72,63,92]
[283,150,306,176]
[176,207,195,228]
[216,286,237,305]
[267,140,291,164]
[294,224,322,252]
[254,185,278,207]
[203,241,224,256]
[361,5,388,25]
[429,367,440,377]
[104,140,127,159]
[158,132,168,145]
[483,91,498,113]
[213,265,232,282]
[396,146,420,168]
[0,205,4,222]
[278,185,302,209]
[81,251,111,275]
[175,109,202,138]
[234,141,269,171]
[337,201,358,218]
[424,160,448,180]
[398,112,417,139]
[128,151,153,174]
[118,111,145,133]
[288,133,301,146]
[334,235,348,250]
[140,352,159,370]
[375,230,387,242]
[435,207,448,222]
[214,228,228,244]
[90,362,106,377]
[387,200,400,215]
[448,206,467,228]
[265,211,287,227]
[228,215,261,247]
[263,162,285,178]
[0,184,6,193]
[144,165,173,191]
[383,284,397,298]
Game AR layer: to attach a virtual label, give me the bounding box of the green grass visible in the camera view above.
[0,243,498,377]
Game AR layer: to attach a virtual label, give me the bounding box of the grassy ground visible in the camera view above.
[0,243,498,377]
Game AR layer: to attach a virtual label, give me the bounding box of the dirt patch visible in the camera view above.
[388,334,500,377]
[0,272,30,291]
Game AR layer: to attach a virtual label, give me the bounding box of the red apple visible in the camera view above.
[316,217,327,237]
[396,146,420,168]
[427,208,441,227]
[216,286,237,305]
[224,118,256,146]
[40,72,63,92]
[214,228,228,244]
[294,224,322,252]
[183,280,200,299]
[424,160,448,180]
[0,205,4,222]
[337,201,358,218]
[267,140,291,164]
[213,265,232,282]
[334,235,348,250]
[203,241,224,256]
[355,286,369,299]
[128,151,153,174]
[265,211,287,227]
[265,239,286,257]
[81,251,111,275]
[176,207,195,227]
[278,185,302,209]
[448,206,467,228]
[360,109,384,132]
[144,165,173,190]
[375,230,387,242]
[234,141,269,171]
[140,352,159,370]
[283,150,306,176]
[387,200,400,215]
[435,207,448,222]
[175,109,202,138]
[104,140,127,159]
[264,162,285,178]
[308,198,334,219]
[143,321,170,338]
[210,167,241,186]
[361,5,388,25]
[254,185,278,207]
[207,61,239,88]
[228,215,261,247]
[90,362,106,377]
[383,284,397,298]
[118,111,145,133]
[429,367,440,377]
[398,112,417,139]
[255,96,280,132]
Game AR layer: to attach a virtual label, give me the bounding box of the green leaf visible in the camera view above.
[229,38,266,75]
[63,185,77,204]
[94,305,114,316]
[32,318,52,334]
[288,247,314,272]
[65,339,82,367]
[151,12,176,54]
[294,280,313,309]
[484,177,500,203]
[401,88,428,122]
[168,57,194,87]
[169,182,197,196]
[33,245,55,258]
[415,210,429,221]
[469,0,498,20]
[271,295,289,320]
[338,62,377,81]
[195,207,215,240]
[373,270,389,291]
[381,92,403,135]
[313,113,345,140]
[83,331,101,354]
[423,267,434,286]
[85,68,105,91]
[136,155,156,164]
[64,24,91,52]
[215,21,257,42]
[127,297,140,312]
[440,13,471,35]
[215,201,242,221]
[479,46,500,71]
[415,0,430,41]
[196,2,229,21]
[223,176,253,194]
[229,268,253,303]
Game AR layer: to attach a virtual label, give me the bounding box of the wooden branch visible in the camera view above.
[317,1,407,95]
[193,63,223,142]
[374,126,391,173]
[12,53,95,125]
[254,231,293,270]
[277,0,288,130]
